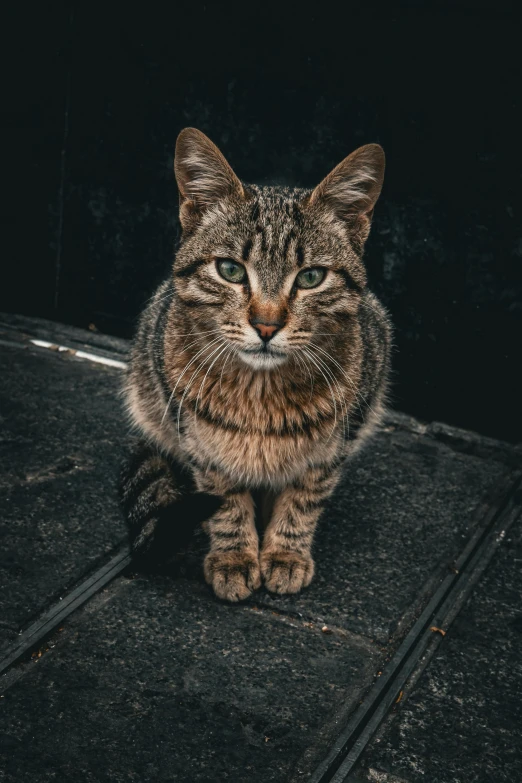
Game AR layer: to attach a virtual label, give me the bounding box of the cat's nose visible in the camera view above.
[250,319,281,342]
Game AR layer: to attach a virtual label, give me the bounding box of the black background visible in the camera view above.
[2,1,521,442]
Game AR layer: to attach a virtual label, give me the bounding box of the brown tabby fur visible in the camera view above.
[121,128,392,601]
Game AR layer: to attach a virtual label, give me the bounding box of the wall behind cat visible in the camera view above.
[2,1,520,442]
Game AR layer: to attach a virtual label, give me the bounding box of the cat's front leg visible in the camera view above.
[203,494,261,602]
[194,469,260,602]
[260,464,341,595]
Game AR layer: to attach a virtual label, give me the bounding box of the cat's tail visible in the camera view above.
[118,440,222,566]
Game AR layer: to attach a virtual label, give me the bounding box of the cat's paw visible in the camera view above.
[204,550,261,602]
[260,551,315,595]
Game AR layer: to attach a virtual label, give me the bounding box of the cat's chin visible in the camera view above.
[238,349,288,370]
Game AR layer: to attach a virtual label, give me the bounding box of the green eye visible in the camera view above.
[295,268,326,289]
[216,258,247,284]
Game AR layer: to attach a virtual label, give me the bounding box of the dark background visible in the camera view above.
[2,2,521,442]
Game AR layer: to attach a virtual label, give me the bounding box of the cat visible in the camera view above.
[120,127,392,601]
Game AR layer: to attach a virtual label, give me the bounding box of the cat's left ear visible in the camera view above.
[174,128,245,231]
[308,144,385,246]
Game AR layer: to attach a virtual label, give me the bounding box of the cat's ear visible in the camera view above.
[174,128,245,231]
[308,144,385,246]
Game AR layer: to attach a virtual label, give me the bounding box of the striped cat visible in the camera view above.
[120,128,392,601]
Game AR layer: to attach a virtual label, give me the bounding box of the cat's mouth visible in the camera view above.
[238,346,288,369]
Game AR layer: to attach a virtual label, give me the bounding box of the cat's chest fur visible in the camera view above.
[166,361,346,486]
[181,413,341,488]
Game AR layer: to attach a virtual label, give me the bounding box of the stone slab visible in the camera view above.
[1,334,514,655]
[0,575,379,782]
[0,344,127,649]
[351,510,522,783]
[255,427,508,643]
[1,322,521,782]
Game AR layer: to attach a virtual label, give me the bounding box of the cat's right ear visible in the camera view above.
[307,144,385,250]
[174,128,245,231]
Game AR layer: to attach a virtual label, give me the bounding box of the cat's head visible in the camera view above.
[172,128,384,370]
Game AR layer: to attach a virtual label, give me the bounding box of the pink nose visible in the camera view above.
[256,323,278,339]
[251,321,280,342]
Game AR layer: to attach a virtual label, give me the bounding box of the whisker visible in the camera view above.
[172,336,224,393]
[179,329,225,352]
[304,348,349,440]
[308,342,347,375]
[314,350,359,436]
[160,336,224,426]
[143,289,175,309]
[194,344,238,440]
[302,348,339,442]
[194,342,231,415]
[178,328,226,339]
[305,346,352,429]
[143,284,173,304]
[176,340,227,439]
[309,341,370,420]
[219,346,236,394]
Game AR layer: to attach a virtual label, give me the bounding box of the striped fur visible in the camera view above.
[120,128,392,601]
[119,441,222,564]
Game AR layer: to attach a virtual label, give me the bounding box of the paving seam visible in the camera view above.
[307,470,522,783]
[351,494,522,783]
[0,553,377,691]
[383,468,518,649]
[1,472,518,719]
[330,487,522,781]
[0,546,132,681]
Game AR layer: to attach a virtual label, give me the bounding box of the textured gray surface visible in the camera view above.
[352,512,522,783]
[0,344,127,648]
[255,427,507,643]
[1,328,521,782]
[0,576,379,783]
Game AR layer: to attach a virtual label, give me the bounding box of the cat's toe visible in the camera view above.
[260,551,314,594]
[204,550,261,602]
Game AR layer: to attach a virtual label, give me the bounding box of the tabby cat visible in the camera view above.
[120,128,391,601]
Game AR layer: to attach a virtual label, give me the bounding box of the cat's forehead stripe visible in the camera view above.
[247,186,306,271]
[242,238,253,262]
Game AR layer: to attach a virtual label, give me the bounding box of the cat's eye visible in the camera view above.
[216,258,247,284]
[295,267,326,289]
